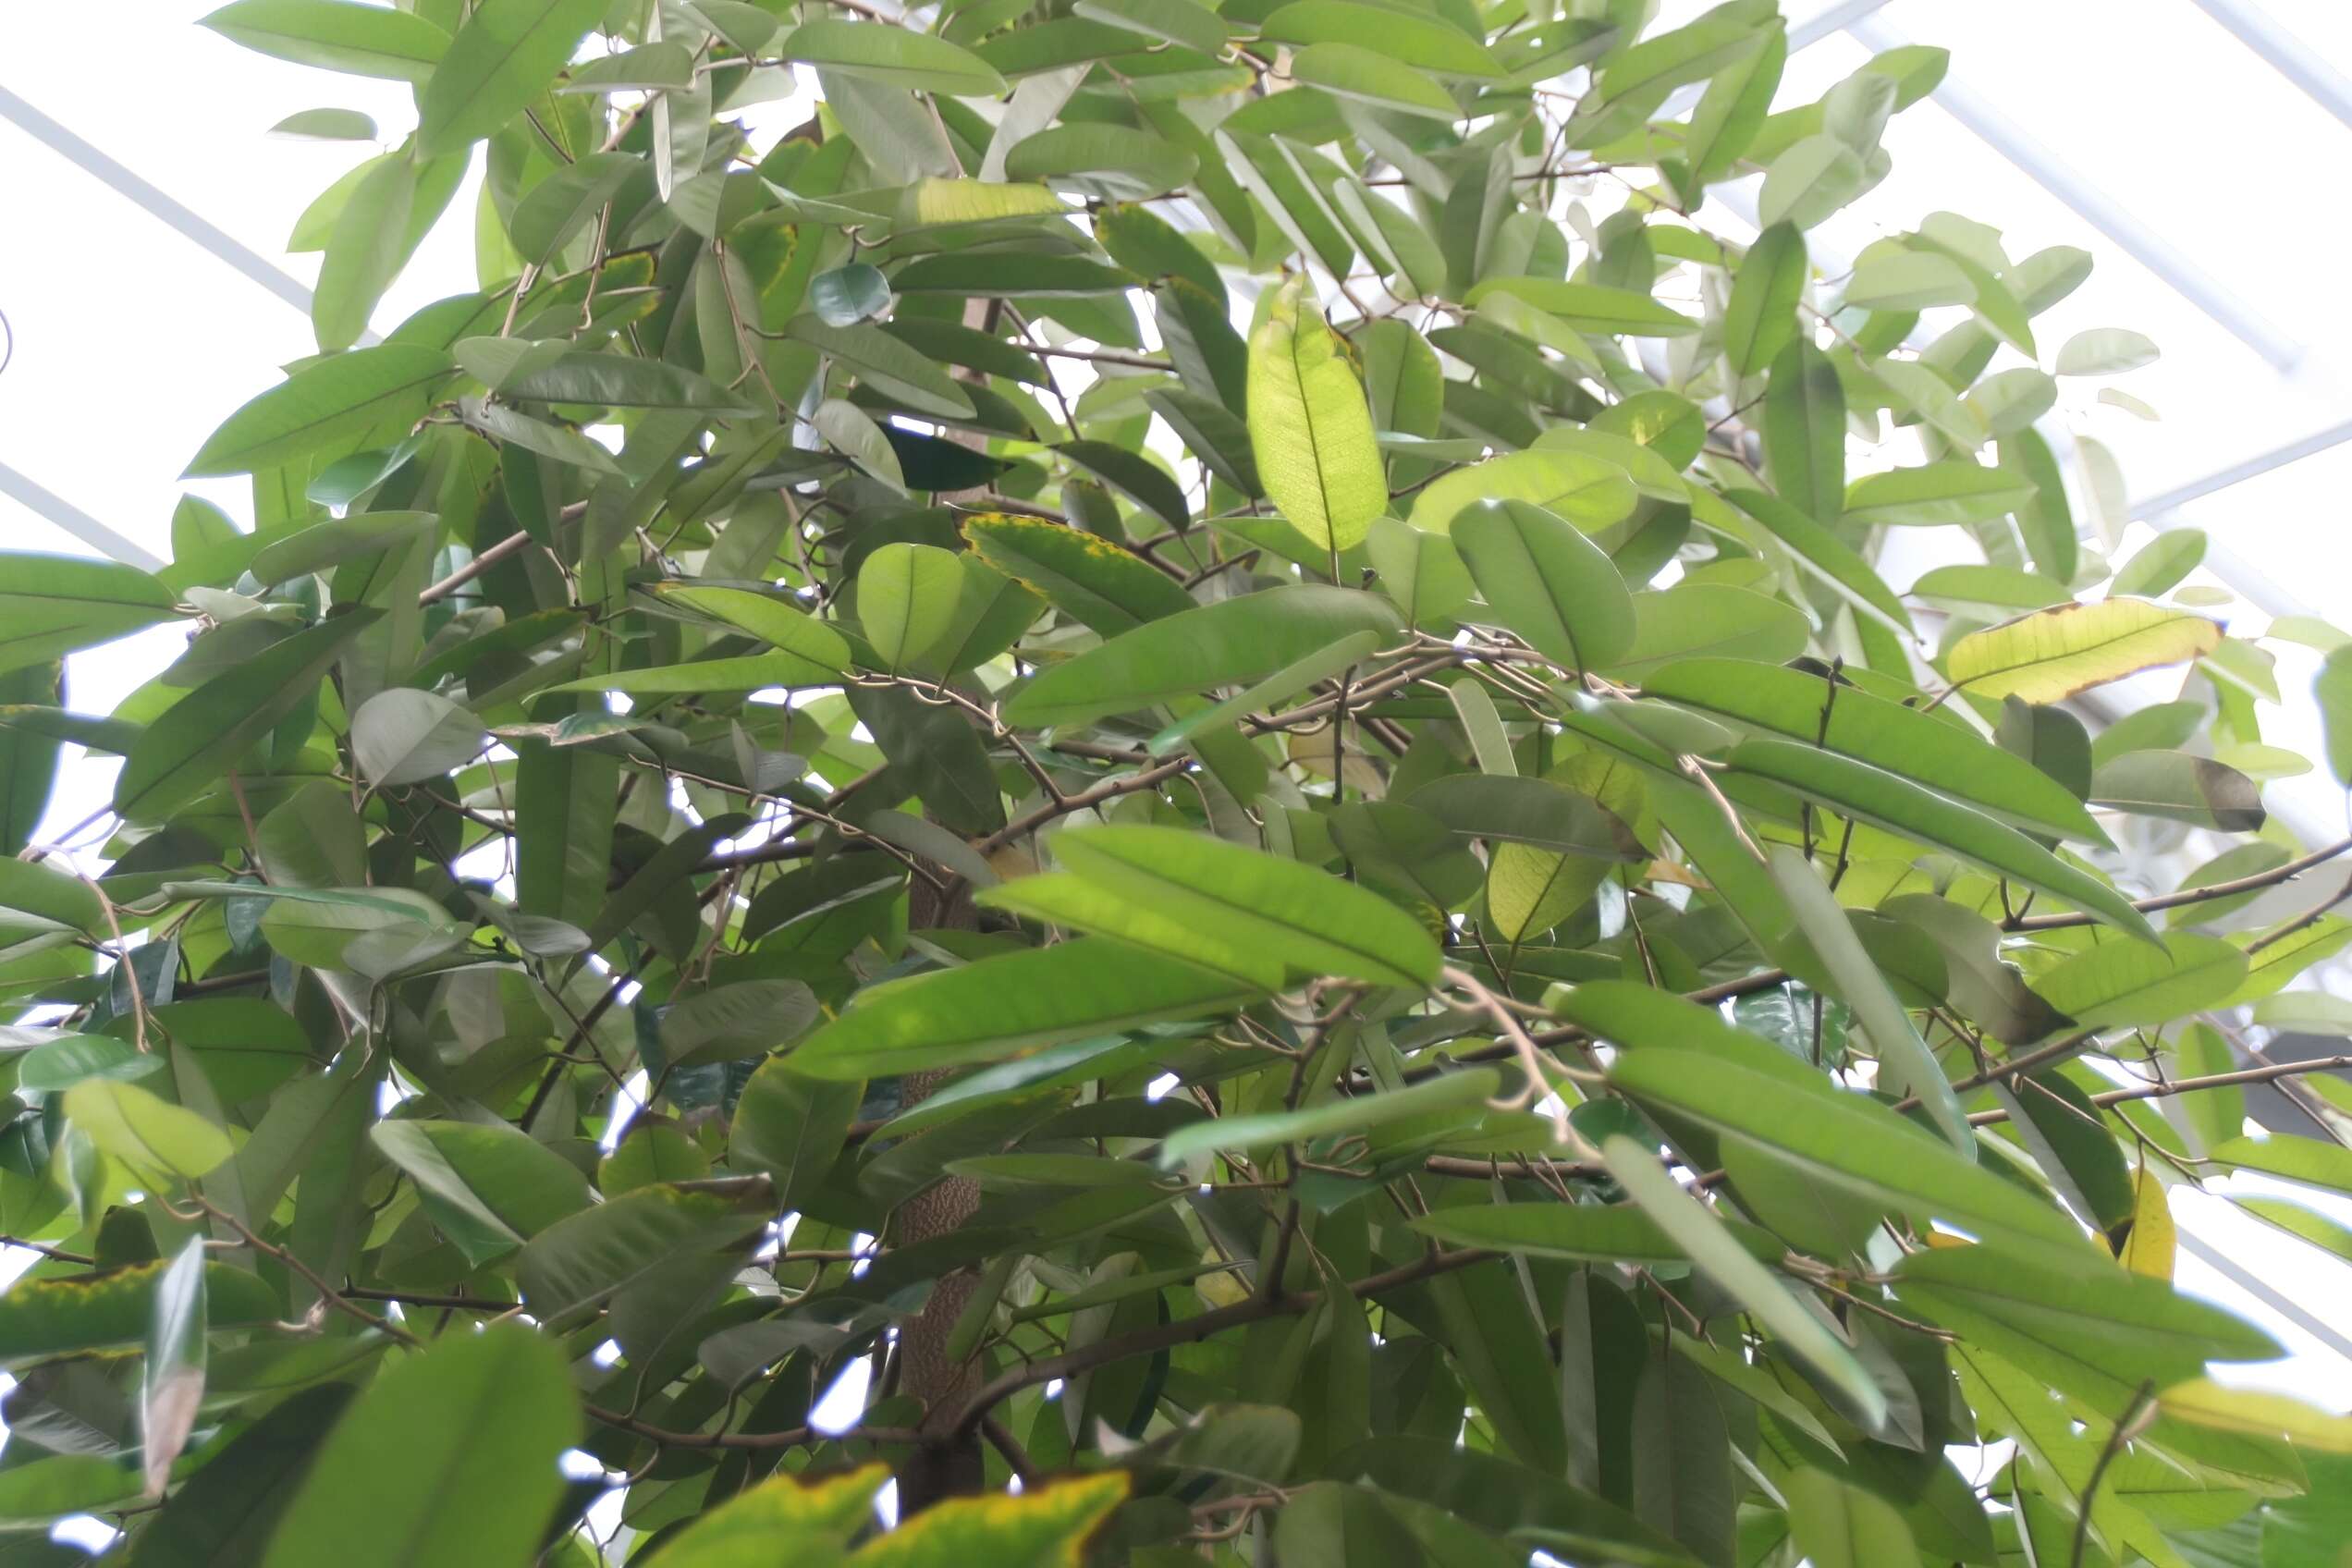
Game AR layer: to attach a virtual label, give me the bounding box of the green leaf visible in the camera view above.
[2211,1133,2352,1195]
[1051,824,1439,986]
[728,1056,864,1211]
[1407,774,1641,859]
[856,543,965,674]
[0,857,104,937]
[258,1325,578,1568]
[1842,462,2034,527]
[0,1259,281,1364]
[1945,599,2224,704]
[1465,277,1698,337]
[508,151,643,267]
[492,349,756,413]
[1408,448,1640,535]
[962,512,1194,633]
[1158,1070,1500,1168]
[2089,749,2264,832]
[124,1383,357,1566]
[1722,739,2157,943]
[643,584,855,674]
[782,19,1009,94]
[202,0,449,82]
[349,688,486,787]
[114,611,379,822]
[0,555,179,679]
[1722,223,1806,377]
[1893,1243,2278,1411]
[2055,327,2160,376]
[1290,43,1460,118]
[1784,1469,1921,1568]
[1642,658,2105,843]
[1004,583,1400,728]
[314,153,415,352]
[515,1181,772,1318]
[369,1118,593,1265]
[1248,277,1386,552]
[1758,134,1864,230]
[65,1080,232,1181]
[1768,845,1970,1156]
[1601,1134,1889,1435]
[641,1466,890,1566]
[1003,123,1199,200]
[850,1472,1131,1566]
[417,0,611,156]
[1605,584,1810,680]
[1258,3,1501,77]
[788,938,1260,1079]
[186,346,450,476]
[1763,338,1845,522]
[1559,982,2096,1264]
[1407,1199,1776,1267]
[1074,0,1227,55]
[1452,498,1635,672]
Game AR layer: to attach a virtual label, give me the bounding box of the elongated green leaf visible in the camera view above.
[2031,933,2246,1028]
[1249,277,1386,552]
[857,542,965,673]
[1005,583,1400,727]
[1453,498,1635,671]
[789,938,1260,1078]
[516,1181,771,1318]
[1843,462,2034,527]
[202,0,449,82]
[258,1325,577,1568]
[1946,598,2223,704]
[1557,983,2094,1263]
[1784,1469,1920,1568]
[1893,1243,2278,1412]
[1723,223,1806,376]
[1769,845,1970,1155]
[1408,449,1641,534]
[349,688,485,787]
[781,18,1008,95]
[1643,658,2104,843]
[1407,1200,1779,1266]
[1606,584,1810,680]
[1158,1070,1499,1168]
[494,349,756,413]
[114,611,378,821]
[67,1079,232,1181]
[643,583,855,672]
[418,0,610,155]
[1466,278,1699,337]
[2090,749,2264,832]
[369,1119,593,1265]
[1050,823,1439,986]
[1601,1134,1889,1434]
[1291,42,1460,118]
[1723,740,2157,942]
[186,346,450,476]
[1259,2,1501,76]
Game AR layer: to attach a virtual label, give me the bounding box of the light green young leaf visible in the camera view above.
[1248,277,1387,553]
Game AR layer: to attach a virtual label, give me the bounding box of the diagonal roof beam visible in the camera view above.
[2187,0,2352,135]
[0,461,166,572]
[1846,15,2306,373]
[1788,0,1893,54]
[0,82,318,318]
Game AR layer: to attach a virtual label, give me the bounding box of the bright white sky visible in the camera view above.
[3,2,2352,1531]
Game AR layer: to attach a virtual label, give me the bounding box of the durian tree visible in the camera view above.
[3,0,2352,1562]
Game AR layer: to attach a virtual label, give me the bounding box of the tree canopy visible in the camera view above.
[4,0,2352,1562]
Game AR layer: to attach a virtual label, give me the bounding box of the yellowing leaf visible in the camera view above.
[646,1464,889,1565]
[2159,1377,2352,1452]
[2116,1162,2175,1279]
[1946,598,2223,704]
[851,1471,1128,1566]
[1247,277,1386,551]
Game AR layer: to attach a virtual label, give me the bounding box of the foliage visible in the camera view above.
[2,0,2351,1562]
